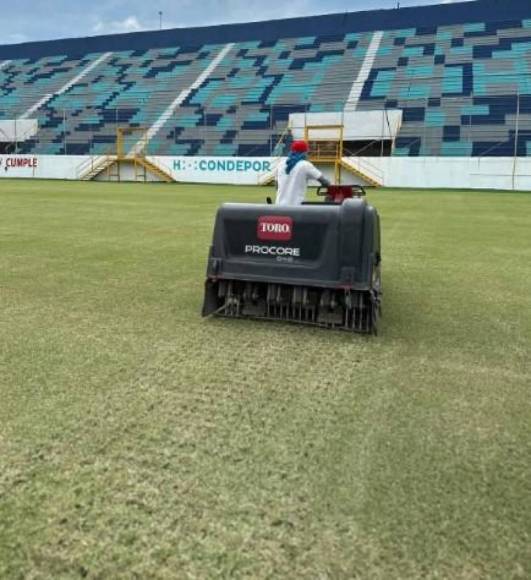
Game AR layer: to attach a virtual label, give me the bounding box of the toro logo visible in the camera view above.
[257,216,293,241]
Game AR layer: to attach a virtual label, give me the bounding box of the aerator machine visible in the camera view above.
[201,185,382,334]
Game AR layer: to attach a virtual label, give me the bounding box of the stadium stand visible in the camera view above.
[0,0,529,158]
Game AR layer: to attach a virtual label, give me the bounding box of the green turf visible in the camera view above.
[1,179,530,579]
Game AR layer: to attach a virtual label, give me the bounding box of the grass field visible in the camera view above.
[1,179,530,579]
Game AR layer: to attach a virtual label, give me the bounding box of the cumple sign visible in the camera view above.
[0,154,87,179]
[0,156,39,173]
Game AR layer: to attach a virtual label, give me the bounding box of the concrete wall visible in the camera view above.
[93,160,163,182]
[0,155,85,179]
[158,155,531,190]
[367,156,531,191]
[0,154,530,191]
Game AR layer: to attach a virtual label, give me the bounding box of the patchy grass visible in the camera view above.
[0,179,530,579]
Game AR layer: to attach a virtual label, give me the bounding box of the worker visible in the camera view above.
[275,140,330,206]
[282,128,294,155]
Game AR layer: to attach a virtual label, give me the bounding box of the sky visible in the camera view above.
[3,0,471,45]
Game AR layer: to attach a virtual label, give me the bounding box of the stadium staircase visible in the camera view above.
[135,157,174,182]
[258,157,382,187]
[76,153,174,182]
[340,157,383,187]
[77,155,116,181]
[259,127,384,186]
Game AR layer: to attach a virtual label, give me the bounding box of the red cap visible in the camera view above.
[291,140,309,153]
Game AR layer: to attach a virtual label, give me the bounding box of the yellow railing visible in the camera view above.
[304,125,344,183]
[75,148,115,180]
[339,157,384,187]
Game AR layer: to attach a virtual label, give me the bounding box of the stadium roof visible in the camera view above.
[0,0,529,60]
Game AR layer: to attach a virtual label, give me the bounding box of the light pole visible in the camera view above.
[159,11,163,30]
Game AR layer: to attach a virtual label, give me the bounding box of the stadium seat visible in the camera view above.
[0,0,529,157]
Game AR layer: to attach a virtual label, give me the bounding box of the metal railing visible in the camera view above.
[341,155,385,184]
[75,151,115,180]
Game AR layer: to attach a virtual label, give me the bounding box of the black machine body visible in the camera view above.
[202,186,382,334]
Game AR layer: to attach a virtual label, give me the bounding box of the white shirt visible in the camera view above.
[275,159,322,206]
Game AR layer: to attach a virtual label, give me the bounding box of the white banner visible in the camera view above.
[290,110,403,140]
[0,119,39,141]
[0,154,86,179]
[365,156,531,191]
[152,156,274,185]
[0,154,529,191]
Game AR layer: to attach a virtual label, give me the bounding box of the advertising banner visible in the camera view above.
[152,156,275,185]
[0,155,86,179]
[1,154,530,191]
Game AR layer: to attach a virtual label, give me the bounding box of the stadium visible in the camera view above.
[1,0,530,577]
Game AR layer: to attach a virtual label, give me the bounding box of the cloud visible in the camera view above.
[161,0,314,27]
[92,15,143,35]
